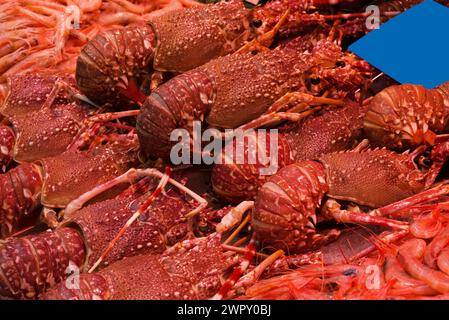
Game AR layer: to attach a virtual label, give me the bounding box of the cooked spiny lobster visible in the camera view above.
[40,234,248,300]
[0,74,141,168]
[0,167,239,299]
[76,0,263,105]
[0,137,138,238]
[212,100,366,203]
[137,32,370,160]
[76,0,377,106]
[364,81,449,151]
[252,143,449,253]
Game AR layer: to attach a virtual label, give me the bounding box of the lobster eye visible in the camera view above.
[336,61,346,68]
[310,77,321,85]
[422,158,433,167]
[251,19,262,28]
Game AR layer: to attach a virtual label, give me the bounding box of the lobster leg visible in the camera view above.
[374,184,449,218]
[67,110,139,150]
[322,199,409,230]
[238,93,345,131]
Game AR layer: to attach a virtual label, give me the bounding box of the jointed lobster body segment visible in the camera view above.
[365,82,449,150]
[0,227,85,299]
[0,124,14,170]
[76,23,157,106]
[253,146,447,252]
[76,0,258,106]
[41,234,238,300]
[137,33,370,160]
[212,101,366,203]
[0,163,43,238]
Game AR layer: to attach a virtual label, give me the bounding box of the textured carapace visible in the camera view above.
[76,0,259,106]
[76,23,156,106]
[41,234,238,300]
[0,73,97,164]
[0,163,43,238]
[0,74,77,117]
[150,0,257,73]
[65,181,199,270]
[212,101,366,203]
[9,103,89,163]
[38,141,139,208]
[253,147,440,252]
[364,82,449,150]
[0,227,85,299]
[137,33,370,160]
[319,148,431,208]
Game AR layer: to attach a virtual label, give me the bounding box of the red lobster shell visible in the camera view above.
[137,34,369,160]
[253,147,443,252]
[212,101,366,203]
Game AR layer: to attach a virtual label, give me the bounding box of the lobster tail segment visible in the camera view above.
[137,70,216,160]
[76,24,156,106]
[0,228,85,299]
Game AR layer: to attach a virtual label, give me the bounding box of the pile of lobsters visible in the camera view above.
[2,0,449,300]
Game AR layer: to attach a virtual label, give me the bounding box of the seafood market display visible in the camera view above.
[2,0,449,301]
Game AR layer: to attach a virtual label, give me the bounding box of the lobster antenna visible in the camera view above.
[237,7,290,54]
[234,249,285,289]
[210,233,258,300]
[67,109,140,151]
[216,201,254,233]
[223,215,251,245]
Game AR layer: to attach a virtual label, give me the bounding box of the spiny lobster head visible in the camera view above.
[318,146,444,209]
[0,74,77,117]
[38,139,139,209]
[304,38,372,98]
[8,102,89,163]
[65,177,203,271]
[160,233,240,299]
[253,161,329,253]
